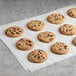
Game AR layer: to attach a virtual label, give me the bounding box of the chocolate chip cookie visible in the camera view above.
[67,8,76,18]
[38,31,56,43]
[27,20,45,31]
[28,49,48,63]
[59,24,76,36]
[16,38,35,51]
[72,37,76,46]
[47,13,65,24]
[51,42,70,55]
[5,26,24,38]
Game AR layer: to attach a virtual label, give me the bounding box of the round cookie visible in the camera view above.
[72,37,76,46]
[27,20,45,31]
[67,8,76,18]
[5,26,24,38]
[59,24,76,36]
[16,38,35,51]
[51,42,70,55]
[28,49,48,63]
[38,31,56,43]
[47,13,65,24]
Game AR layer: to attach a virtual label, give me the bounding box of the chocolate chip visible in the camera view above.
[40,55,43,57]
[28,41,32,43]
[59,48,61,50]
[69,29,72,31]
[9,30,12,32]
[48,34,53,37]
[17,28,20,30]
[26,43,32,46]
[18,44,21,45]
[66,29,68,32]
[11,32,15,34]
[19,31,22,32]
[34,55,36,57]
[43,57,45,59]
[16,32,20,34]
[38,56,40,58]
[33,25,36,27]
[64,46,67,49]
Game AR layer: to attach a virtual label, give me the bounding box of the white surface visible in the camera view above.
[0,5,76,71]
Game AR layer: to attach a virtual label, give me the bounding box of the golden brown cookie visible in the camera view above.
[38,31,56,43]
[67,8,76,18]
[47,13,65,24]
[5,26,24,38]
[59,24,76,36]
[51,42,70,55]
[27,20,45,31]
[28,49,48,63]
[16,38,35,51]
[72,37,76,46]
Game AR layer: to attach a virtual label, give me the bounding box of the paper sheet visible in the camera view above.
[0,4,76,71]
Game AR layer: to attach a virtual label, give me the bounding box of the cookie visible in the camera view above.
[16,38,35,51]
[59,24,76,36]
[38,31,56,43]
[47,13,65,24]
[51,42,70,55]
[72,37,76,46]
[27,20,45,31]
[28,49,48,63]
[67,8,76,18]
[5,26,24,38]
